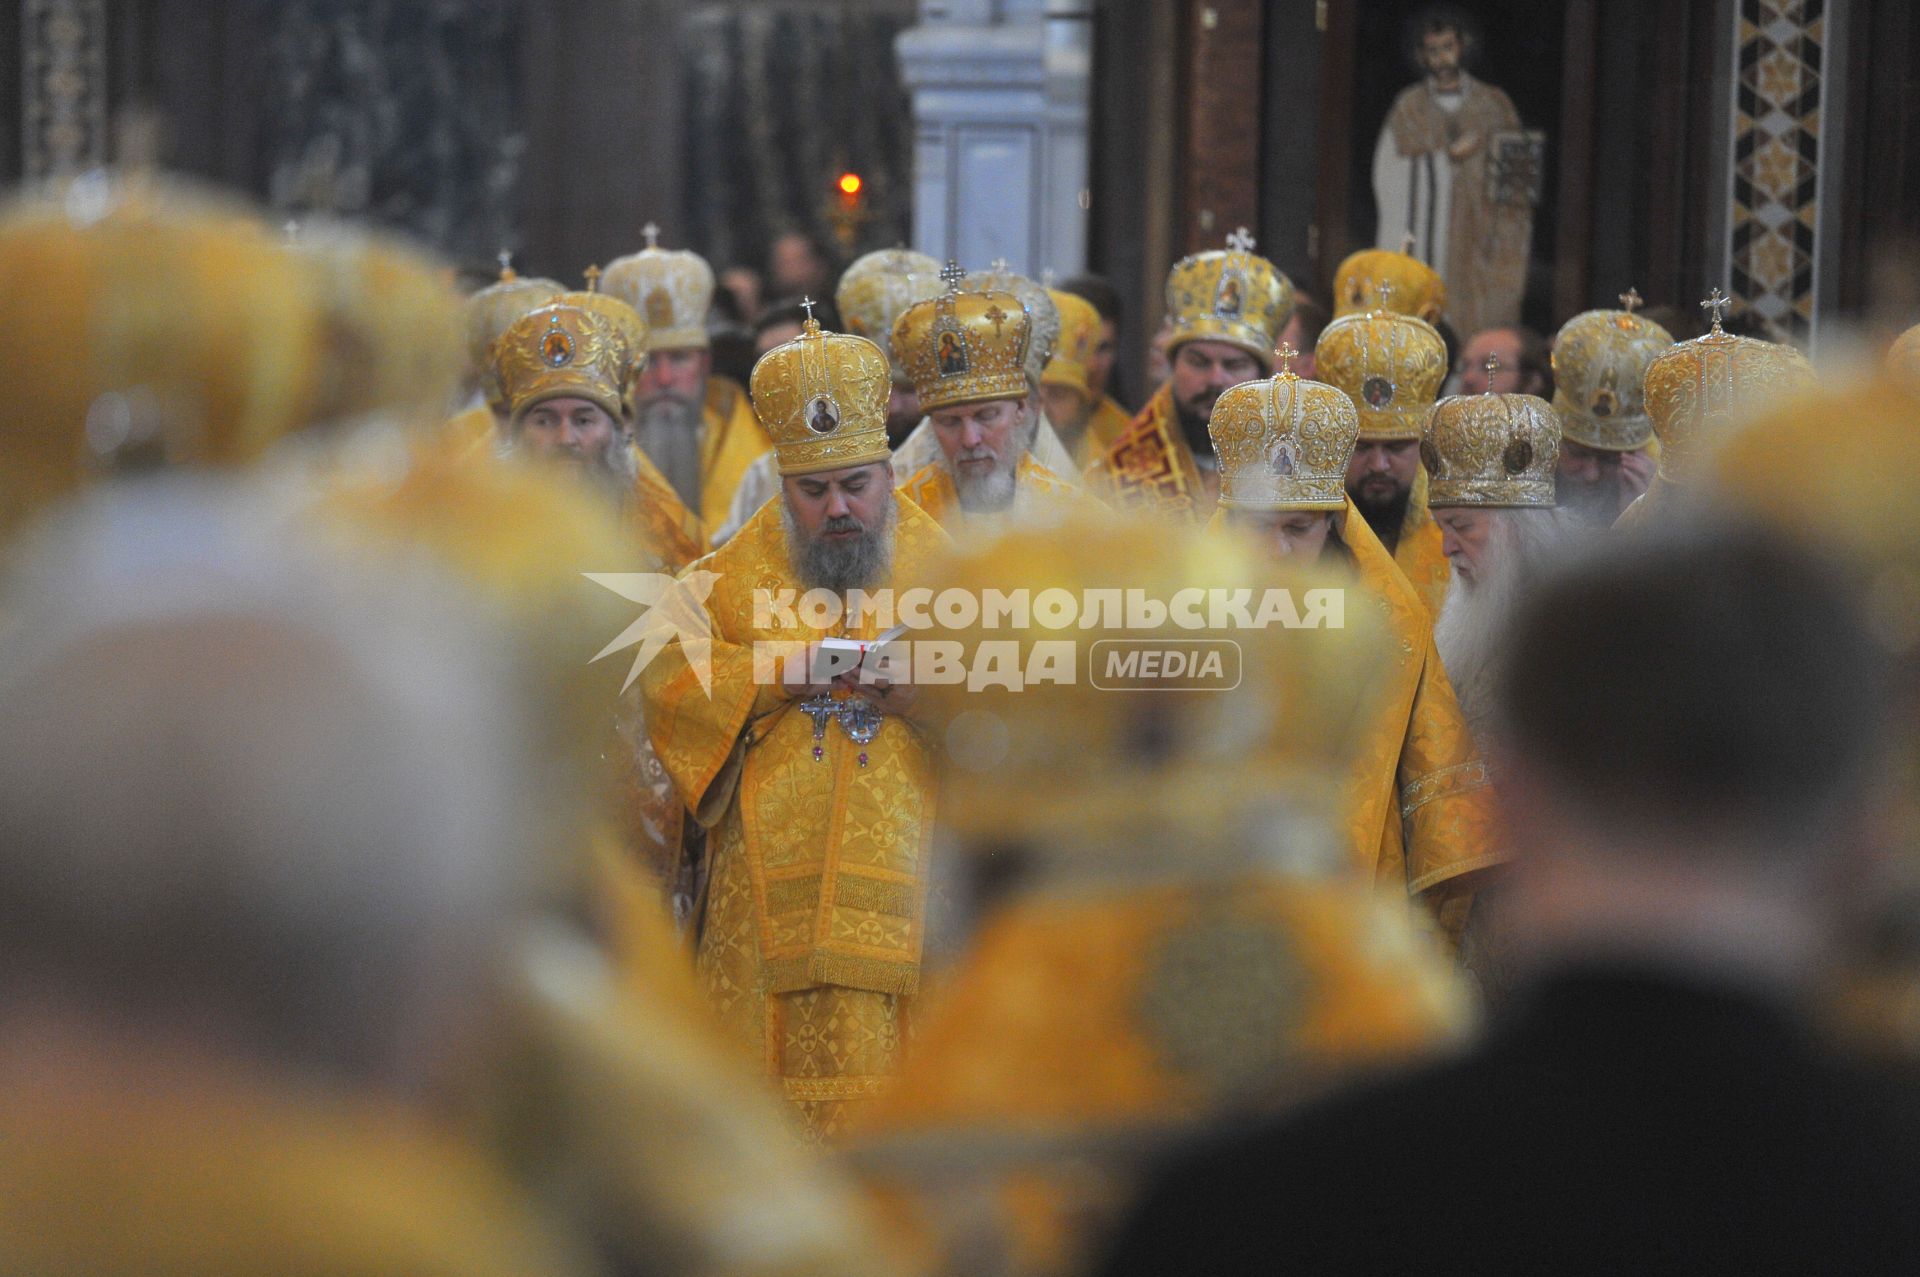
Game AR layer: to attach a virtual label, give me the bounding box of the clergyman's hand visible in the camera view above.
[1618,449,1656,506]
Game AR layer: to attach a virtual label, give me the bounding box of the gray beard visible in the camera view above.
[1558,473,1624,530]
[1433,536,1523,740]
[946,400,1036,513]
[632,395,704,511]
[1432,507,1582,739]
[781,497,897,594]
[502,432,637,511]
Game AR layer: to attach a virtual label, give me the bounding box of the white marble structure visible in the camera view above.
[896,0,1091,279]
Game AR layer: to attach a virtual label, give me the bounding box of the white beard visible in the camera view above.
[1433,507,1582,741]
[945,401,1036,514]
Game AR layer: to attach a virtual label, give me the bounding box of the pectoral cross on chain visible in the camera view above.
[800,695,838,763]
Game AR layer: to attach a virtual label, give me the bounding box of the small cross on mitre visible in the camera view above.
[939,260,966,293]
[497,249,516,281]
[1619,286,1643,315]
[583,264,602,293]
[1701,287,1732,333]
[1484,351,1502,384]
[1225,226,1256,254]
[1275,341,1299,378]
[642,221,661,250]
[798,295,819,333]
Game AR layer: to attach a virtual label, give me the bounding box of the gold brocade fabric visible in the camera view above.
[846,880,1468,1275]
[1333,500,1495,904]
[443,402,497,459]
[1083,384,1212,522]
[1080,395,1133,464]
[0,1070,591,1277]
[627,443,708,574]
[639,495,951,1139]
[1392,467,1452,617]
[699,376,774,534]
[897,454,1098,532]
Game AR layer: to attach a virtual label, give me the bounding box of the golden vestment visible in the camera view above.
[1076,394,1135,466]
[847,879,1468,1275]
[0,1066,590,1277]
[479,920,908,1277]
[640,495,950,1140]
[898,454,1097,531]
[1084,384,1214,521]
[444,401,497,458]
[627,442,708,574]
[699,375,774,534]
[1334,499,1497,918]
[1391,466,1452,616]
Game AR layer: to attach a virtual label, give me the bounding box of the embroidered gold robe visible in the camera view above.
[640,494,950,1141]
[699,376,774,534]
[1334,499,1497,928]
[444,401,498,459]
[628,441,708,574]
[1391,467,1452,617]
[1074,394,1135,467]
[846,877,1468,1275]
[898,454,1099,533]
[1084,384,1216,522]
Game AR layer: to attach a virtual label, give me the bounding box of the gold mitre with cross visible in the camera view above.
[893,272,1033,413]
[492,303,630,426]
[1333,247,1446,324]
[285,217,467,430]
[1551,289,1674,451]
[1164,228,1294,370]
[1422,364,1562,509]
[1210,346,1361,511]
[835,247,943,375]
[1043,287,1102,401]
[963,261,1060,380]
[600,223,713,351]
[1315,296,1449,442]
[1643,289,1815,483]
[556,268,649,386]
[751,307,892,476]
[464,252,562,390]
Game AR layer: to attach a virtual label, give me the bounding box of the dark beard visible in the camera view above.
[1174,398,1216,459]
[782,500,897,594]
[1350,482,1411,552]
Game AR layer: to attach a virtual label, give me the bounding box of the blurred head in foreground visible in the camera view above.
[1492,518,1894,989]
[845,513,1466,1274]
[0,479,538,1099]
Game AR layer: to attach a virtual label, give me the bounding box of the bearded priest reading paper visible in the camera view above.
[639,311,949,1143]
